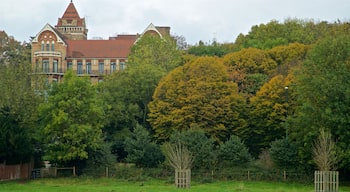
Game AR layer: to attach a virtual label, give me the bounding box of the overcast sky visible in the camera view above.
[1,0,349,44]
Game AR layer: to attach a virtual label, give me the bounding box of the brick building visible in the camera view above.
[31,1,170,83]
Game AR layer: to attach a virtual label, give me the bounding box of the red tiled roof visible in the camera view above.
[62,2,80,19]
[66,38,137,59]
[56,2,85,27]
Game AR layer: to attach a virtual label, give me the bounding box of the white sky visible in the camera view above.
[0,0,349,44]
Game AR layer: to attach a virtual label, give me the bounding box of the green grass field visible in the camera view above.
[2,178,350,192]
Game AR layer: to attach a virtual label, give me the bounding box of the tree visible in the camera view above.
[124,124,164,167]
[169,130,216,170]
[0,36,42,164]
[223,48,276,95]
[0,107,32,164]
[218,135,252,167]
[291,35,350,169]
[247,75,291,156]
[148,56,246,141]
[313,129,337,171]
[269,138,299,170]
[38,70,104,163]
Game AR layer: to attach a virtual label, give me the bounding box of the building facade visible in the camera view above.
[31,1,170,83]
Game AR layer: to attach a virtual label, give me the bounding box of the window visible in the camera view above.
[51,41,55,51]
[41,41,45,51]
[42,60,49,73]
[77,61,83,74]
[67,61,73,70]
[86,62,91,74]
[119,62,125,70]
[46,41,50,51]
[98,62,104,74]
[53,60,58,73]
[110,62,116,73]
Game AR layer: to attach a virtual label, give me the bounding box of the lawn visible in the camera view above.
[1,178,350,192]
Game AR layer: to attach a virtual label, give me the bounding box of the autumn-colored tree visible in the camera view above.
[148,56,246,142]
[223,47,276,95]
[247,75,292,156]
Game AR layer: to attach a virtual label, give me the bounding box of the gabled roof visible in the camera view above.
[66,37,137,59]
[31,23,66,44]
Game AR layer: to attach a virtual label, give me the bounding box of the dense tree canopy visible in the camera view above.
[39,71,104,162]
[148,56,246,141]
[290,35,350,169]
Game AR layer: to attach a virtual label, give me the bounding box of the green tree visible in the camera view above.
[99,34,181,160]
[269,138,299,170]
[148,56,246,141]
[169,130,216,170]
[39,70,104,163]
[124,124,164,167]
[218,135,252,167]
[291,35,350,169]
[0,107,32,164]
[0,36,42,164]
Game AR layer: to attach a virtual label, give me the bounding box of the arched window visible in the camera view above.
[46,41,50,51]
[41,41,45,51]
[51,41,55,51]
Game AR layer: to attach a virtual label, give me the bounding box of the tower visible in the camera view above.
[55,1,88,40]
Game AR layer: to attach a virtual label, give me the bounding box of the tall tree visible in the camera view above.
[0,36,42,164]
[99,34,181,160]
[291,35,350,169]
[39,71,104,163]
[248,75,292,156]
[148,56,246,141]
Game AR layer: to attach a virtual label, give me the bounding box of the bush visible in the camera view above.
[218,135,252,167]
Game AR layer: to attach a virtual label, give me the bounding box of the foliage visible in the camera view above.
[0,107,32,164]
[169,130,217,170]
[187,40,234,57]
[312,129,337,171]
[247,75,290,156]
[124,124,164,167]
[290,35,350,169]
[128,34,181,73]
[99,34,182,160]
[80,143,117,176]
[0,36,42,164]
[38,70,104,162]
[269,138,299,170]
[148,56,246,141]
[233,19,329,50]
[223,48,276,95]
[218,135,252,167]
